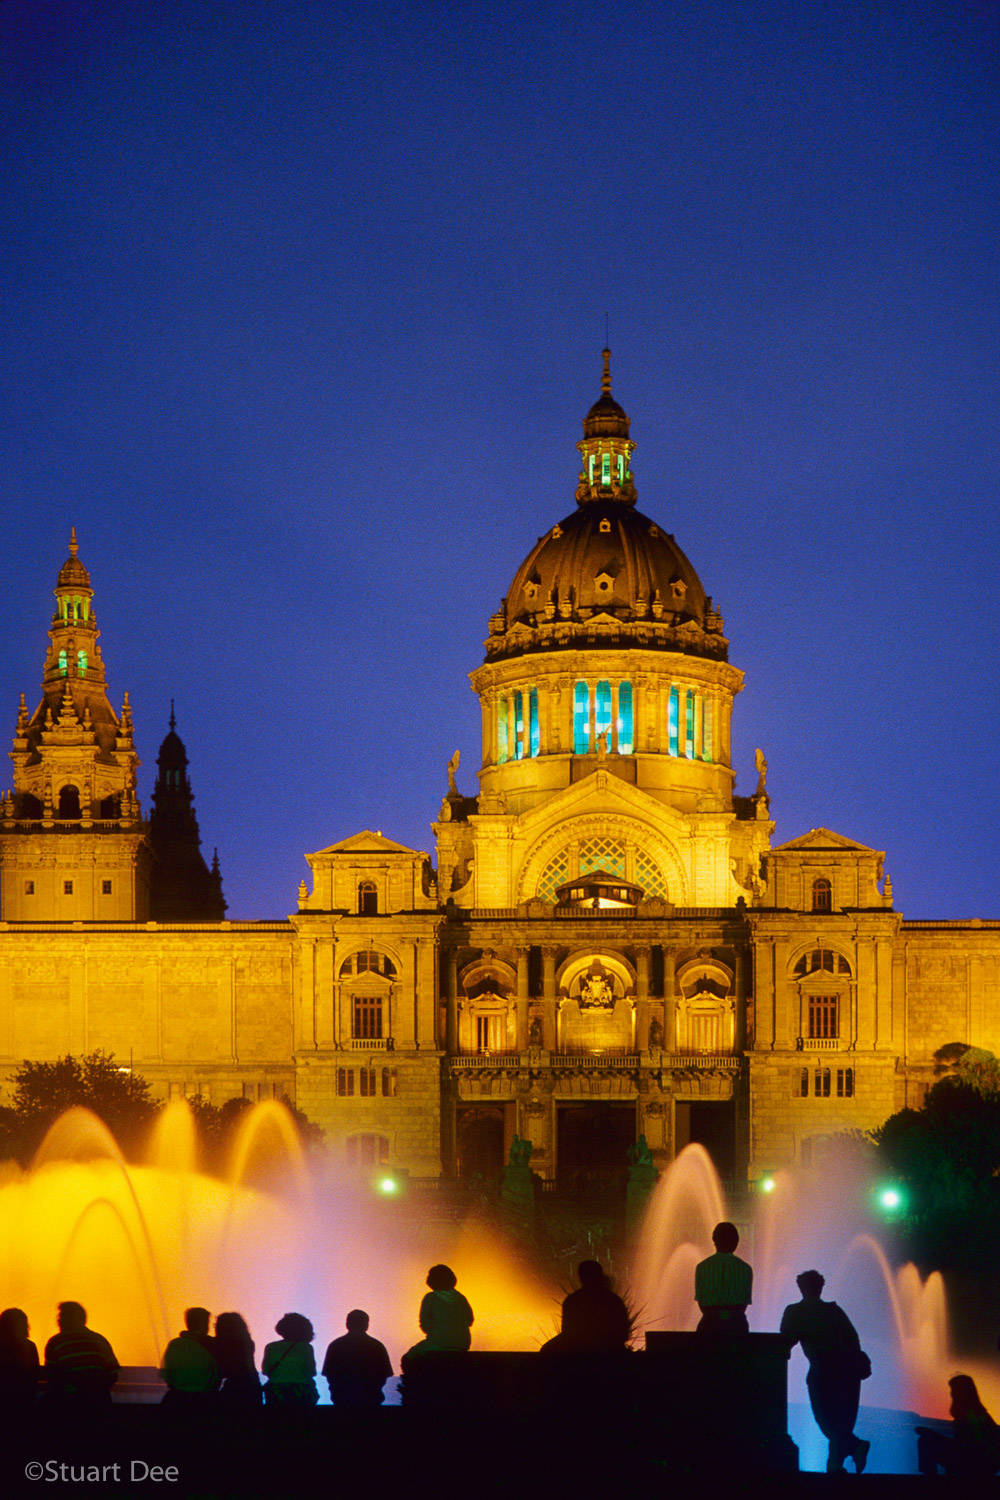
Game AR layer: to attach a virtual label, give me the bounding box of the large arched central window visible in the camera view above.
[536,836,667,902]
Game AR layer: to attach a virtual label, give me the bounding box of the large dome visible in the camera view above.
[484,355,727,665]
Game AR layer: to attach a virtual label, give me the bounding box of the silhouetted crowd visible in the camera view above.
[0,1240,996,1478]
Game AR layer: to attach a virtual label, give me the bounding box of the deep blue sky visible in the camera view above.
[2,1,997,919]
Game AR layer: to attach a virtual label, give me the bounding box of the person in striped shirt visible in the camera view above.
[43,1302,119,1409]
[694,1222,753,1334]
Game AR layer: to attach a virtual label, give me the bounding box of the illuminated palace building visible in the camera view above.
[2,358,998,1184]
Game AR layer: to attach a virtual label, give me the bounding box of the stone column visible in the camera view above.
[875,937,894,1049]
[734,943,747,1052]
[635,946,650,1049]
[515,947,529,1050]
[541,946,558,1052]
[445,948,458,1054]
[662,947,676,1053]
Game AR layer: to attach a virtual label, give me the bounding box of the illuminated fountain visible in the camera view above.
[632,1143,1000,1436]
[0,1101,557,1375]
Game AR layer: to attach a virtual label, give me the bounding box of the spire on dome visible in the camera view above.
[575,348,637,505]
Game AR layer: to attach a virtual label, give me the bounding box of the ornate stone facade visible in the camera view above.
[1,360,998,1183]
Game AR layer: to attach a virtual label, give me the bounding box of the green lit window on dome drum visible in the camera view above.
[514,691,524,760]
[601,453,611,485]
[58,649,68,677]
[702,698,713,762]
[685,689,695,758]
[528,688,539,757]
[77,650,87,676]
[595,680,612,749]
[668,686,679,755]
[588,454,595,484]
[617,682,633,754]
[573,682,590,754]
[497,697,508,764]
[617,454,624,482]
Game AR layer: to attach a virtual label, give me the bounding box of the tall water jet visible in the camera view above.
[0,1099,558,1379]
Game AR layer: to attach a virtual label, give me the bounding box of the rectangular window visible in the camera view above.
[702,698,714,762]
[347,1133,389,1167]
[837,1068,854,1098]
[352,994,383,1040]
[514,690,524,760]
[617,681,634,754]
[601,452,611,484]
[381,1067,398,1098]
[101,879,112,895]
[685,689,695,758]
[808,995,839,1040]
[690,1012,721,1053]
[814,1068,831,1098]
[497,697,508,764]
[617,454,624,482]
[588,454,595,484]
[595,679,612,750]
[63,880,73,895]
[573,681,590,754]
[359,1068,376,1097]
[528,688,539,758]
[336,1068,354,1097]
[475,1014,505,1053]
[793,1067,810,1098]
[668,686,679,755]
[24,880,34,895]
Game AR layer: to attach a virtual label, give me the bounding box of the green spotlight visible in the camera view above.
[377,1175,398,1195]
[876,1184,905,1215]
[760,1173,777,1194]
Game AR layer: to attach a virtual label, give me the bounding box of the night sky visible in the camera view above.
[2,2,997,920]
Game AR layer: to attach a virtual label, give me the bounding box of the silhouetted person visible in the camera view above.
[401,1265,474,1370]
[694,1222,752,1334]
[543,1261,631,1352]
[917,1375,1000,1477]
[322,1310,393,1406]
[43,1301,119,1411]
[215,1312,262,1408]
[780,1270,870,1474]
[0,1308,40,1415]
[262,1313,318,1406]
[159,1307,219,1412]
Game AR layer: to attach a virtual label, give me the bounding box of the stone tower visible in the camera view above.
[0,530,150,919]
[148,707,226,921]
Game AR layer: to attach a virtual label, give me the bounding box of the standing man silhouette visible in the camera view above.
[780,1270,870,1474]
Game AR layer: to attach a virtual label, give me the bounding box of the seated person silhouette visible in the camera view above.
[322,1310,393,1406]
[0,1307,40,1415]
[401,1265,474,1371]
[159,1307,220,1411]
[917,1375,1000,1477]
[694,1222,752,1334]
[43,1301,119,1410]
[542,1261,631,1353]
[214,1311,262,1407]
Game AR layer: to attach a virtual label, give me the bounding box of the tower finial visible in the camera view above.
[69,526,78,558]
[169,698,176,731]
[601,346,612,396]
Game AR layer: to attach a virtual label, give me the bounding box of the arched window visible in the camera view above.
[358,881,378,916]
[812,878,832,912]
[58,649,68,676]
[340,951,396,978]
[793,949,851,978]
[77,650,88,676]
[57,785,81,819]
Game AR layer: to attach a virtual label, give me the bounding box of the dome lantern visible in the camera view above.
[575,348,637,507]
